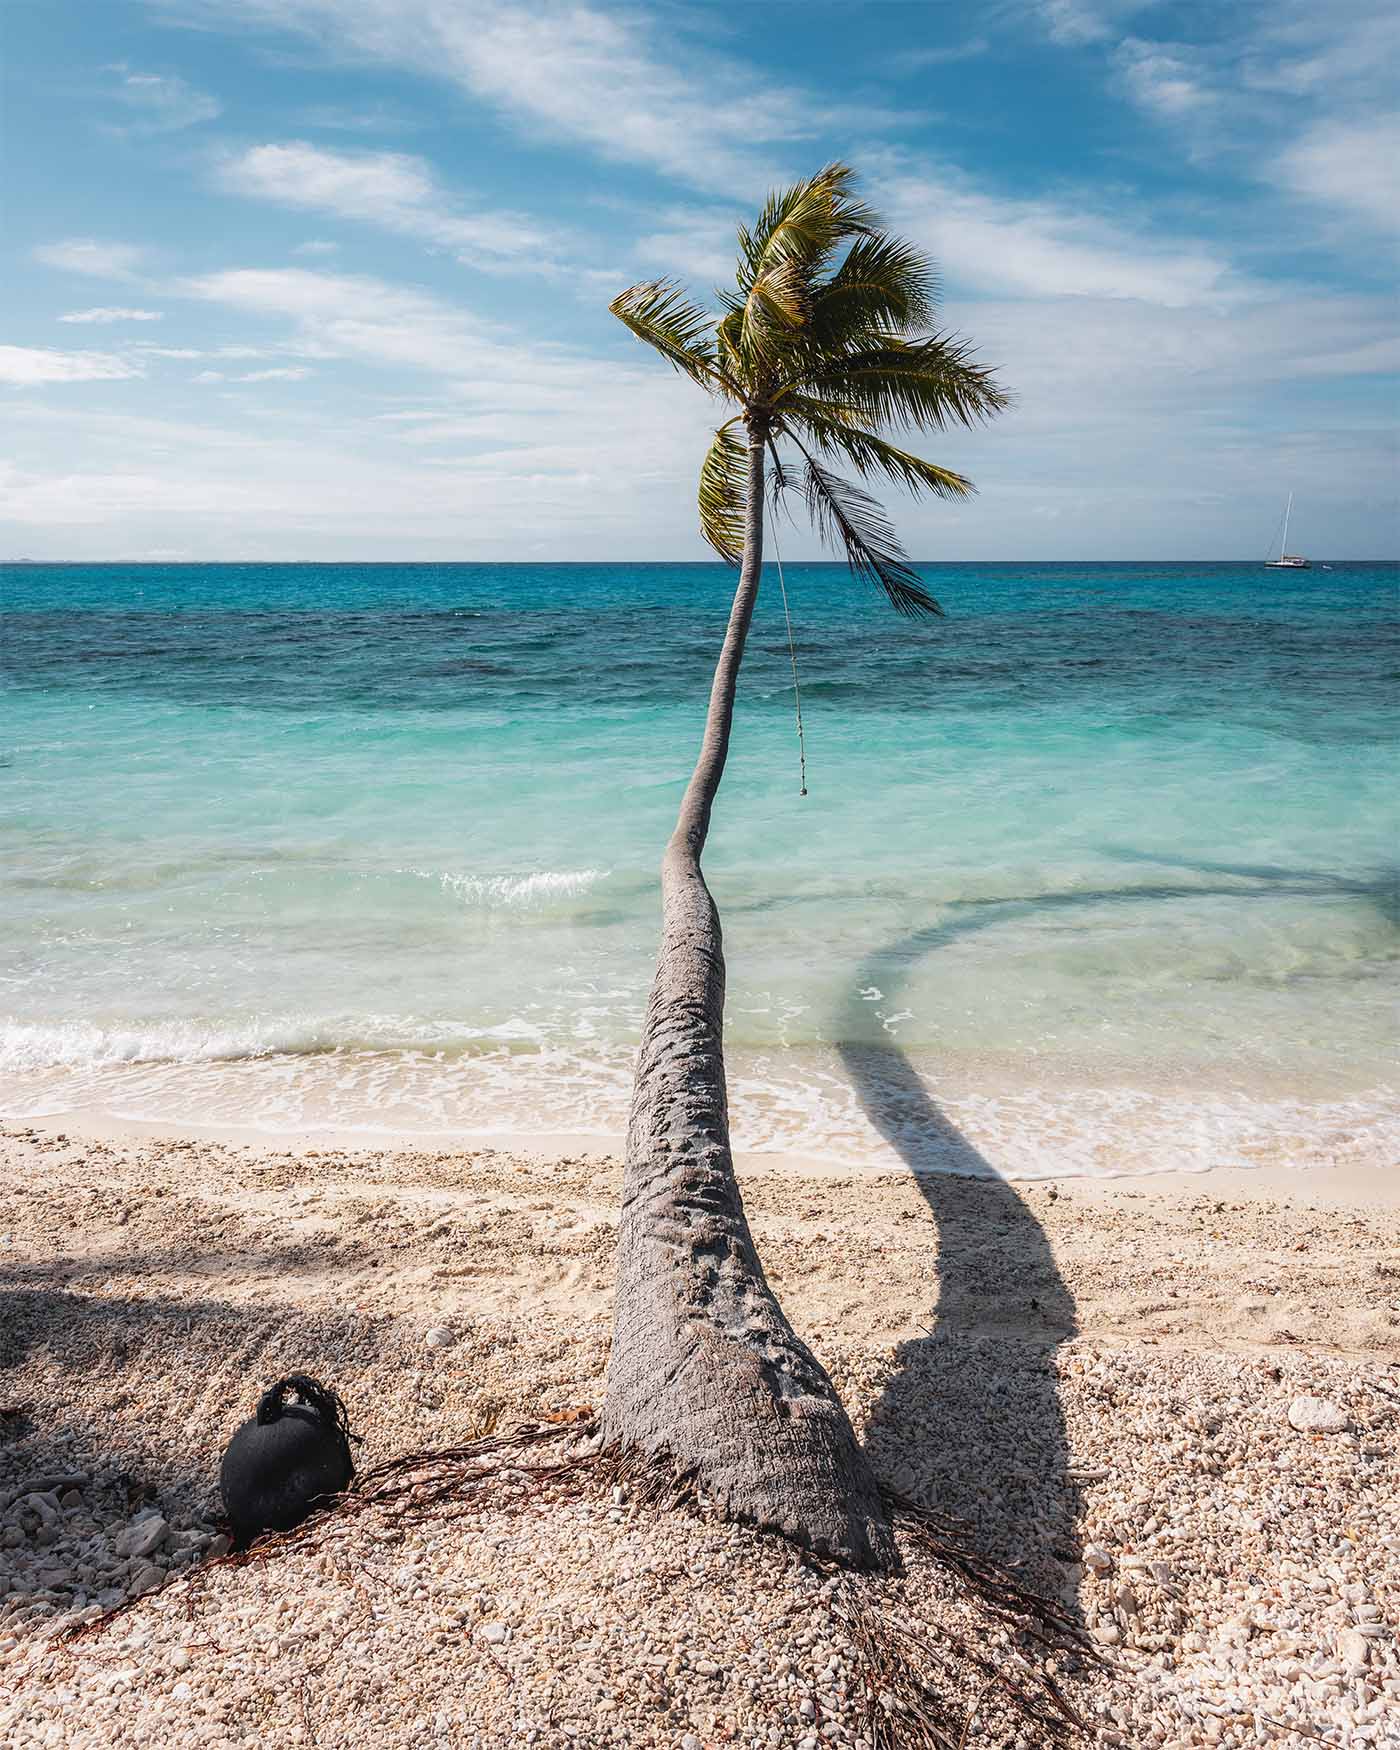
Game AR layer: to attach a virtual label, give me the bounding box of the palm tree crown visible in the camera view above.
[610,163,1009,616]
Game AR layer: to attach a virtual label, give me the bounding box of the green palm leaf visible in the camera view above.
[800,334,1010,432]
[809,233,938,337]
[737,163,877,292]
[609,280,731,396]
[734,261,808,371]
[798,453,943,618]
[697,421,748,564]
[607,163,1006,604]
[780,399,975,499]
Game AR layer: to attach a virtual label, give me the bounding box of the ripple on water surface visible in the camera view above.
[3,561,1397,1177]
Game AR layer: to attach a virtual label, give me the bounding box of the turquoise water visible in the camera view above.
[2,561,1396,1177]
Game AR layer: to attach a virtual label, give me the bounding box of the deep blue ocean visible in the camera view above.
[2,560,1396,1177]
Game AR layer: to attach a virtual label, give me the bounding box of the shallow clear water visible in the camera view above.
[2,560,1396,1177]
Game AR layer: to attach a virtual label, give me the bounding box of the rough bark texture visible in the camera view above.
[603,426,895,1569]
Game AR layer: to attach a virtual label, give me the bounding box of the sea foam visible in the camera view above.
[405,868,607,909]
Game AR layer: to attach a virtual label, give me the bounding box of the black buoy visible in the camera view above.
[220,1374,355,1548]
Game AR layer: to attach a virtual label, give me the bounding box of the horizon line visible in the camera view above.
[5,556,1396,567]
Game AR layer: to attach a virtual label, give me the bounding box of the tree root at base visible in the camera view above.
[61,1421,1098,1745]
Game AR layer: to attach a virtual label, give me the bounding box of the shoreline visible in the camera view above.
[6,1105,1398,1209]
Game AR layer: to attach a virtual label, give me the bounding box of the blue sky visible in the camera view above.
[2,0,1396,560]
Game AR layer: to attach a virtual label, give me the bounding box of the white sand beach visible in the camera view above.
[2,1116,1397,1748]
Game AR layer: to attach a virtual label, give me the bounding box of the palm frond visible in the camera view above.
[799,333,1010,433]
[697,420,748,564]
[737,163,878,293]
[736,261,809,371]
[714,307,745,383]
[609,164,1006,622]
[609,280,730,396]
[810,233,939,338]
[797,450,943,618]
[781,399,975,500]
[765,440,800,520]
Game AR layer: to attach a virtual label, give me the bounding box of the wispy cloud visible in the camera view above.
[194,364,315,383]
[1114,37,1213,120]
[171,263,714,470]
[171,0,893,192]
[1035,0,1149,48]
[632,204,746,290]
[1276,116,1400,238]
[34,239,146,280]
[298,102,422,133]
[889,36,990,72]
[0,346,144,385]
[9,273,1390,556]
[1239,1,1400,100]
[59,307,165,324]
[294,239,340,256]
[217,142,560,270]
[241,366,313,381]
[176,265,621,397]
[2,282,711,553]
[103,64,222,133]
[883,163,1237,306]
[1038,0,1398,245]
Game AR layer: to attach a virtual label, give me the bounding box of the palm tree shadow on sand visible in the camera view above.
[834,928,1084,1604]
[834,853,1399,1598]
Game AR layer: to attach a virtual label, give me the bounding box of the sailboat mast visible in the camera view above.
[1282,492,1292,555]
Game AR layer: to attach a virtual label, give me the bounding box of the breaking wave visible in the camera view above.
[403,868,608,909]
[0,1013,549,1071]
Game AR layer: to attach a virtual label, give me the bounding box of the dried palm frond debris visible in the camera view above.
[66,1417,1094,1745]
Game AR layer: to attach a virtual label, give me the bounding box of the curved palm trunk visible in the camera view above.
[603,424,894,1569]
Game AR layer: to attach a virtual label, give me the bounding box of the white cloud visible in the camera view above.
[1036,0,1148,47]
[178,267,522,382]
[59,307,164,324]
[1240,2,1400,100]
[817,285,1398,558]
[237,366,313,382]
[294,239,341,256]
[171,0,887,192]
[218,142,557,268]
[190,365,316,384]
[631,166,1242,311]
[298,102,420,133]
[5,252,1394,556]
[1061,0,1399,246]
[883,166,1236,306]
[0,346,144,385]
[891,37,990,72]
[2,256,717,549]
[171,268,706,456]
[104,65,221,132]
[0,350,709,554]
[34,239,145,280]
[1277,117,1400,238]
[633,205,746,290]
[1114,38,1213,119]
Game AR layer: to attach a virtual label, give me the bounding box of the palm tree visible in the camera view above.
[603,163,1008,1569]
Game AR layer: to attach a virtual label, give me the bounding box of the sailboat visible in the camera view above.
[1264,492,1310,568]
